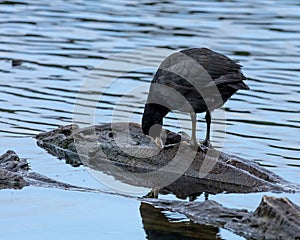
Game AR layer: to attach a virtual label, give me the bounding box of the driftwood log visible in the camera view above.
[0,150,29,189]
[1,122,299,239]
[0,150,93,191]
[144,195,300,240]
[36,122,297,197]
[34,122,300,239]
[0,149,299,239]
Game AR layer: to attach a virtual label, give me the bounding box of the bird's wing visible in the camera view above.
[207,71,247,87]
[150,48,248,99]
[181,48,245,81]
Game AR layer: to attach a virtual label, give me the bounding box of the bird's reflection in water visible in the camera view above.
[140,203,221,240]
[144,186,209,201]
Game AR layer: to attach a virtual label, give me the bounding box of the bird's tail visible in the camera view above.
[228,81,250,90]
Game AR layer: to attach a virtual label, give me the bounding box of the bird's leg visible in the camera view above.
[190,112,198,147]
[202,110,212,147]
[204,192,209,201]
[144,186,160,198]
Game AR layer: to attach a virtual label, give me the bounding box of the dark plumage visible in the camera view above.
[142,48,249,147]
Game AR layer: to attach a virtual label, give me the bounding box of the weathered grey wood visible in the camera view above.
[0,150,29,189]
[34,123,300,239]
[0,150,94,191]
[145,195,300,240]
[1,121,299,240]
[36,122,296,197]
[226,195,300,239]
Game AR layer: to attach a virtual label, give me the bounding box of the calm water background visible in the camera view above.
[0,0,299,239]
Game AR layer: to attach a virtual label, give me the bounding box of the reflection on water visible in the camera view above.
[0,0,299,175]
[140,203,222,240]
[0,0,299,239]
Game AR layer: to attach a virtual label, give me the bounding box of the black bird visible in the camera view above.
[142,48,249,148]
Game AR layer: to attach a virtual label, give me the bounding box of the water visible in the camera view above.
[0,0,299,239]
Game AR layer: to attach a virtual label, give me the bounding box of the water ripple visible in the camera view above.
[0,0,299,180]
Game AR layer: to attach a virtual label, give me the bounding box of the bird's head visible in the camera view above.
[141,104,169,139]
[142,118,162,139]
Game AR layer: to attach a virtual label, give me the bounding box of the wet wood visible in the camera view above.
[36,122,296,196]
[146,195,300,240]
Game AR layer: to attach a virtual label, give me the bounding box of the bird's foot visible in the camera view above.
[190,140,206,152]
[197,140,212,153]
[190,140,212,152]
[198,143,209,153]
[144,186,160,198]
[204,192,209,201]
[201,139,212,148]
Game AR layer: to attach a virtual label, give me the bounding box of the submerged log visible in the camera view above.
[140,202,221,239]
[35,123,300,238]
[36,122,296,198]
[226,195,300,239]
[0,150,29,189]
[145,195,300,240]
[1,121,299,240]
[0,150,94,191]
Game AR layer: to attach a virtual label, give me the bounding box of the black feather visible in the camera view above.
[142,48,249,139]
